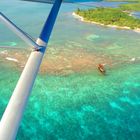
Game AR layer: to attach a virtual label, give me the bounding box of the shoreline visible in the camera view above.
[72,12,140,33]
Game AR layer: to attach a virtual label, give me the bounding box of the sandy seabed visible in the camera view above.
[0,47,113,75]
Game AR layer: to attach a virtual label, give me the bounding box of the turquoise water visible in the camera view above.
[78,1,128,8]
[1,0,140,139]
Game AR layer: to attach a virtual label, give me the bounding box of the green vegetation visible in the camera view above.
[75,8,140,29]
[120,3,140,11]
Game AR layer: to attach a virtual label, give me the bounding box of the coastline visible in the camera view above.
[72,12,140,33]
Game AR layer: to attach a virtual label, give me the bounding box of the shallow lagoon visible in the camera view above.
[0,0,140,139]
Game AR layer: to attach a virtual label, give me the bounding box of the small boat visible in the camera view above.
[98,64,106,75]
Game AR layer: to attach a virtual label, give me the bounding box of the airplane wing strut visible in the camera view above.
[0,0,62,139]
[0,12,39,50]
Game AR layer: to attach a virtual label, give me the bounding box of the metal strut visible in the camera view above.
[0,0,62,139]
[0,12,39,50]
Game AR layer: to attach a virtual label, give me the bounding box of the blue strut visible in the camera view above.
[40,0,62,44]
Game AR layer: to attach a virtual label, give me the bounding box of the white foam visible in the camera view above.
[0,50,8,55]
[130,57,136,62]
[6,57,19,62]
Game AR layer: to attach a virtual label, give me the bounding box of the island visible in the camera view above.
[73,3,140,32]
[119,3,140,11]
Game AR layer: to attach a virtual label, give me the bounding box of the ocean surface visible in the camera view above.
[132,12,140,19]
[0,0,140,139]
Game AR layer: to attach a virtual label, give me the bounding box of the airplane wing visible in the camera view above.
[21,0,102,4]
